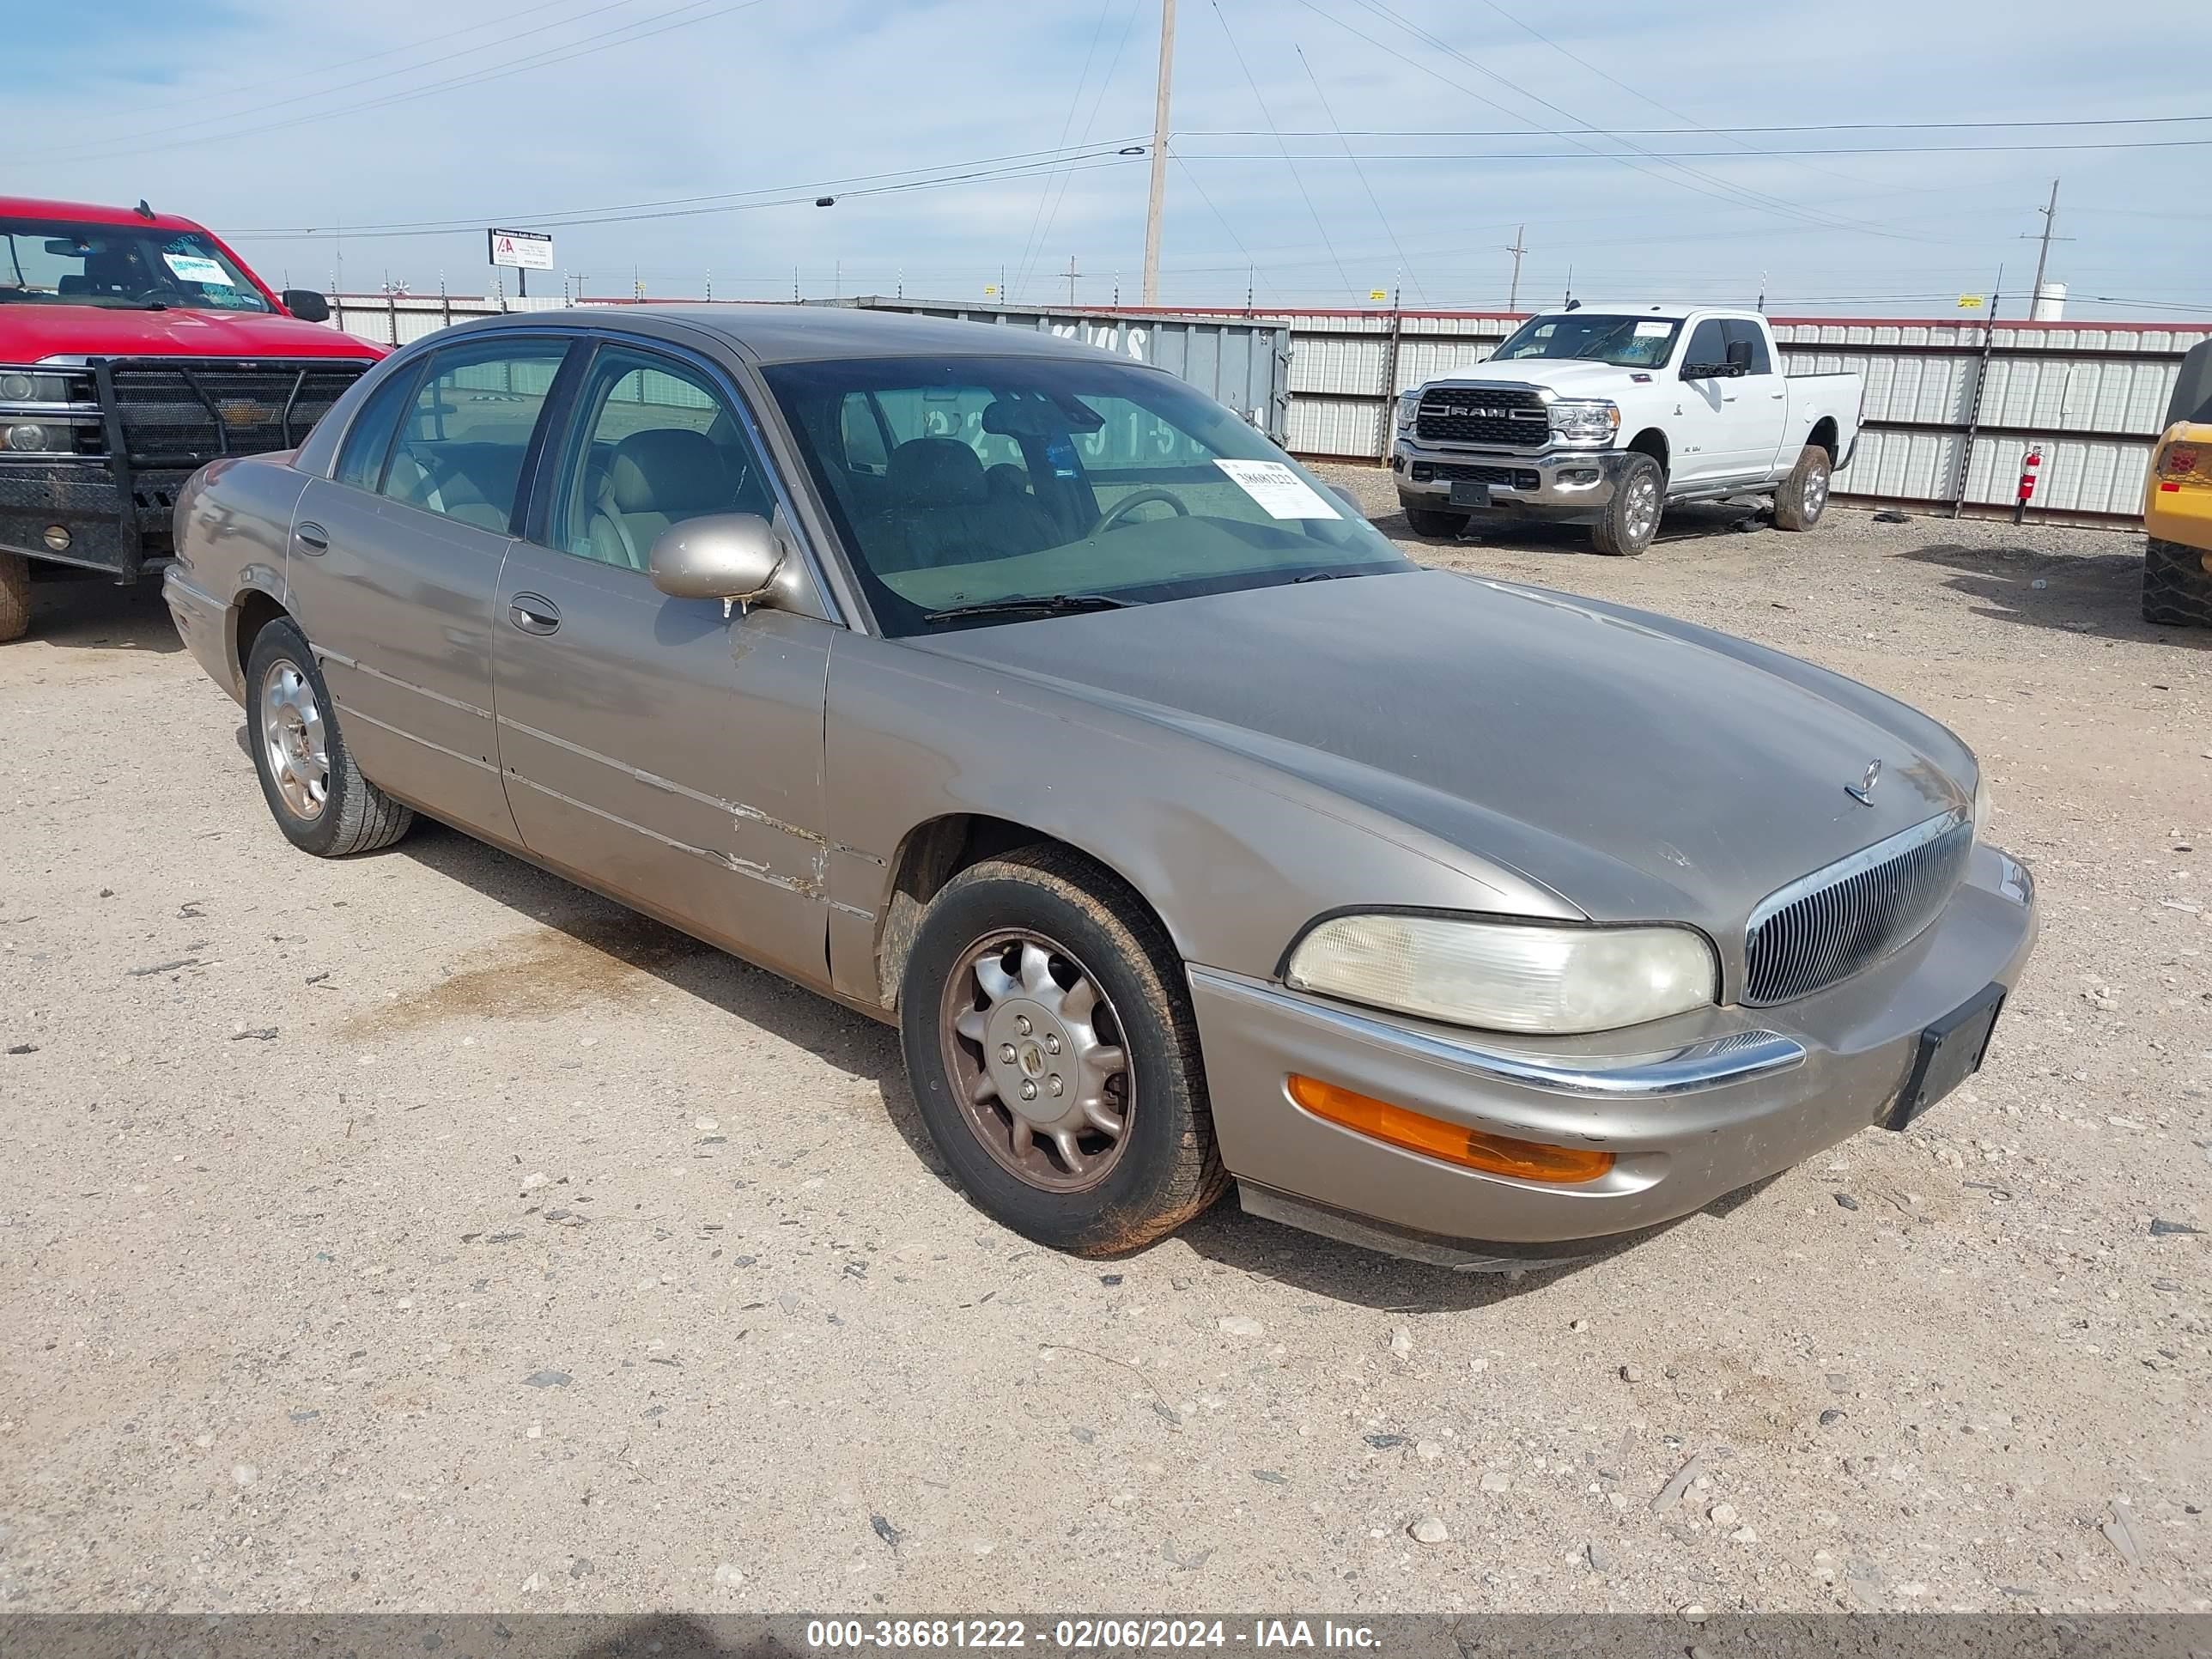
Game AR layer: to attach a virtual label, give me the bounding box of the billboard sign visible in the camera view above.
[489,228,555,271]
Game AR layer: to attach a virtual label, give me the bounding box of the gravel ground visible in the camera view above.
[1,486,2207,1617]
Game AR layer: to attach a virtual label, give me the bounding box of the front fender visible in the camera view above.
[821,631,1573,1008]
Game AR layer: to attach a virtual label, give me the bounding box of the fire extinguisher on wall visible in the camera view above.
[2014,445,2044,525]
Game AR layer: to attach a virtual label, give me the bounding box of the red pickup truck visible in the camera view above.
[0,195,385,641]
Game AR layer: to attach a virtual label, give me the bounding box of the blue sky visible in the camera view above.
[14,0,2208,317]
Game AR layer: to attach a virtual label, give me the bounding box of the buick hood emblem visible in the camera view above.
[1845,759,1881,806]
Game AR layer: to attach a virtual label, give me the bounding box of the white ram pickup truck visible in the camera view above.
[1391,304,1864,556]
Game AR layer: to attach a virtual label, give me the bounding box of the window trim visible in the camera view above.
[518,326,844,625]
[376,332,577,535]
[331,354,430,496]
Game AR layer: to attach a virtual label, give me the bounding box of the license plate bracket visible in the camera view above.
[1884,983,2005,1131]
[1449,480,1492,507]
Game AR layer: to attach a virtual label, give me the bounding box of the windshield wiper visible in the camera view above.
[923,593,1135,623]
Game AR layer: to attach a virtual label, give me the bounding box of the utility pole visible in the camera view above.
[2021,178,2071,320]
[1503,225,1526,312]
[1140,0,1176,306]
[1065,254,1080,307]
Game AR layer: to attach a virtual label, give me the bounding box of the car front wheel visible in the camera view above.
[1592,454,1663,556]
[245,617,415,857]
[898,847,1228,1255]
[1773,444,1832,532]
[1402,506,1468,539]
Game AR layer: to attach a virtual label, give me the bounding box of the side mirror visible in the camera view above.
[1724,338,1754,374]
[648,512,783,605]
[281,289,331,324]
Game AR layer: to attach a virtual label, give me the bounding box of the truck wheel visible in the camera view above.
[245,617,415,857]
[0,552,29,644]
[1403,507,1469,539]
[898,846,1229,1256]
[1592,455,1663,556]
[2142,537,2212,628]
[1773,445,1832,532]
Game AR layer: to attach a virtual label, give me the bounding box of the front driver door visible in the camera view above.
[489,337,837,989]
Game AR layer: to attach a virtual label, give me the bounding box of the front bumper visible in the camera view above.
[1392,437,1630,524]
[0,459,191,578]
[1190,842,2039,1268]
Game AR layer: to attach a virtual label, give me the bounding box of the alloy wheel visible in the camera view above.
[259,656,329,821]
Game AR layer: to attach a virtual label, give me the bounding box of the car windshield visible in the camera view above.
[1491,313,1680,368]
[763,355,1412,635]
[0,217,273,313]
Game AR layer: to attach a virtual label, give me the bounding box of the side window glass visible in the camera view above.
[333,366,416,491]
[380,339,568,531]
[1721,319,1772,375]
[550,346,775,571]
[1681,319,1729,378]
[839,393,890,474]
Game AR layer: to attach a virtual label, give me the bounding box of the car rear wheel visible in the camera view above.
[1592,454,1663,556]
[898,846,1228,1255]
[1772,444,1832,532]
[2142,536,2212,627]
[0,552,29,643]
[245,617,415,857]
[1402,507,1468,539]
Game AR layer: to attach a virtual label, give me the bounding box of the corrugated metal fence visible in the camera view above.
[324,295,2207,524]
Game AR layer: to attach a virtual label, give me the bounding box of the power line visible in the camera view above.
[229,139,1147,238]
[1337,0,1928,243]
[1182,113,2212,137]
[51,0,622,125]
[1012,0,1116,301]
[229,148,1152,242]
[1019,0,1146,302]
[32,0,763,168]
[1209,0,1353,295]
[1294,43,1424,303]
[1178,137,2212,158]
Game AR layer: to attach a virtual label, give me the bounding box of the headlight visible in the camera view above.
[1285,913,1717,1035]
[0,368,88,404]
[1547,399,1620,447]
[1,422,56,453]
[1395,389,1422,430]
[1972,768,1992,843]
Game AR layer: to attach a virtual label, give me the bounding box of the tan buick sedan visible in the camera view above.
[166,307,2037,1268]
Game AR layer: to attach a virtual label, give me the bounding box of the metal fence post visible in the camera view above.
[1378,288,1404,463]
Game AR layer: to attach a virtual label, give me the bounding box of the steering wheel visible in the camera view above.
[1095,488,1190,533]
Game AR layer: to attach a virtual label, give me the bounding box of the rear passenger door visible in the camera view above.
[489,337,836,988]
[287,334,571,846]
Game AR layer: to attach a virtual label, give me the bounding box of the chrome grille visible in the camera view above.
[100,359,371,470]
[1743,810,1972,1004]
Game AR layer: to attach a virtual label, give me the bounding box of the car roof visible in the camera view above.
[1528,302,1757,323]
[456,302,1131,366]
[0,195,210,234]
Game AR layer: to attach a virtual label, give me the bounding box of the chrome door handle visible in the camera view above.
[507,593,561,635]
[295,521,329,552]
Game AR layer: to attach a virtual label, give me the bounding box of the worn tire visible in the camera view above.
[1772,444,1833,532]
[2142,537,2212,628]
[245,617,415,857]
[897,846,1229,1256]
[0,552,29,644]
[1402,507,1469,539]
[1591,453,1664,556]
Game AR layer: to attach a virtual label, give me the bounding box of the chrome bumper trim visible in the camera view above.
[1189,969,1806,1099]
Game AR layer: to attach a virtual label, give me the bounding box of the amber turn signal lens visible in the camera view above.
[1287,1074,1615,1184]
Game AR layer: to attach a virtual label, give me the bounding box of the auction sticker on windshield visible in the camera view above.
[1213,459,1341,520]
[162,252,234,285]
[1634,319,1671,336]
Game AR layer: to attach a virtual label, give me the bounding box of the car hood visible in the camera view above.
[908,568,1972,928]
[1428,359,1645,397]
[0,303,381,362]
